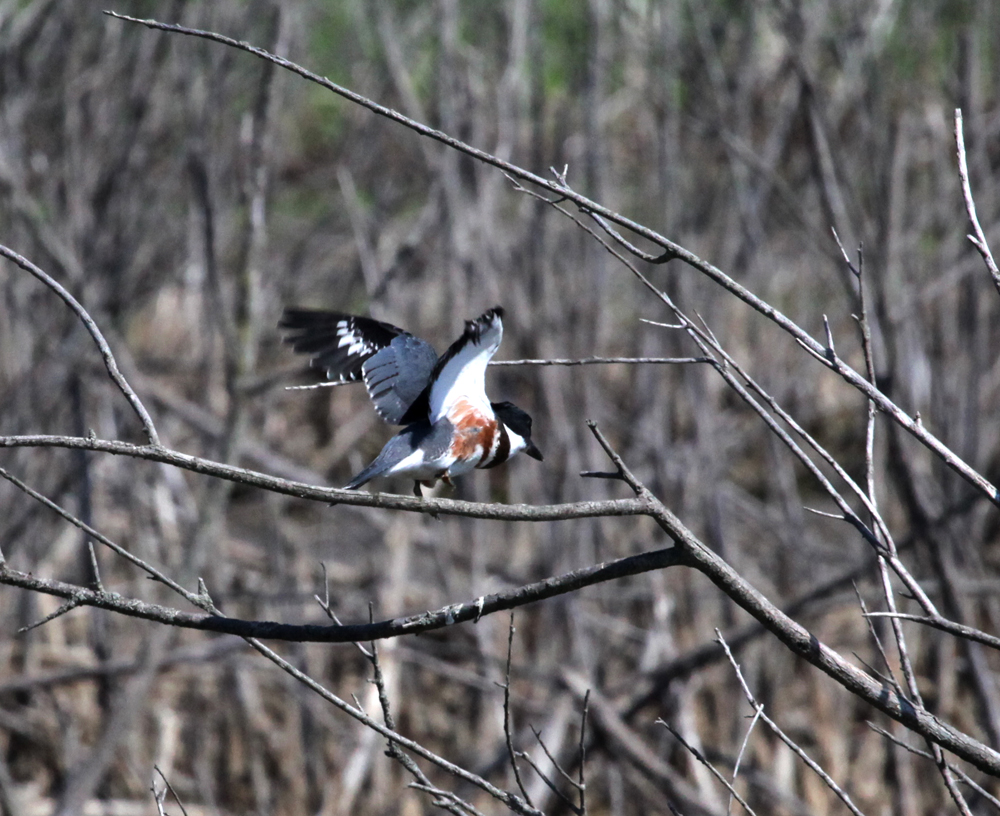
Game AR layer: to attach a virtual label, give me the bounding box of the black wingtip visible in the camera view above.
[463,306,504,342]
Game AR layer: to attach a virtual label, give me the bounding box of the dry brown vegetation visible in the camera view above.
[1,1,1000,814]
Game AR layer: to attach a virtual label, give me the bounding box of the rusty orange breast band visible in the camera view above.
[448,398,497,462]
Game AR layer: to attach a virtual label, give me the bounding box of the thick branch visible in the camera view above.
[0,547,685,642]
[5,431,1000,775]
[646,500,1000,777]
[0,434,644,521]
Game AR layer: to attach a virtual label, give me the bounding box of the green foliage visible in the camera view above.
[539,0,591,94]
[305,3,369,84]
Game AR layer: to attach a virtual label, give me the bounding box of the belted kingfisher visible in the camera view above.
[280,306,542,495]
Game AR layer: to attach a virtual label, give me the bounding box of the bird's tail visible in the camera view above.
[343,426,426,491]
[344,463,381,490]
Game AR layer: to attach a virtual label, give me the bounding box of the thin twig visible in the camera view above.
[502,612,534,808]
[716,631,868,816]
[853,585,900,693]
[245,637,544,816]
[17,598,81,634]
[864,612,1000,652]
[833,233,968,813]
[657,718,757,816]
[152,766,190,816]
[0,466,207,609]
[494,356,710,366]
[954,108,1000,295]
[585,421,645,496]
[528,726,583,793]
[407,784,488,816]
[0,244,160,445]
[867,724,1000,811]
[286,356,713,390]
[578,690,588,815]
[730,707,762,816]
[365,625,474,816]
[516,748,581,814]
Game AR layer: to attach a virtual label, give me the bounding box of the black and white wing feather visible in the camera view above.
[280,308,437,424]
[400,307,504,425]
[280,309,400,383]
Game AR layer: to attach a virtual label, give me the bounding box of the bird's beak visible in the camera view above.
[524,441,543,461]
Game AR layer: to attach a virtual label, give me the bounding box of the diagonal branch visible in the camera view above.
[4,434,1000,775]
[0,546,687,642]
[865,612,1000,652]
[245,637,544,816]
[105,11,1000,508]
[0,244,160,445]
[954,108,1000,296]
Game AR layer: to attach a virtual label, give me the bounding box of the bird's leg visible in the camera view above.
[414,479,442,521]
[442,474,455,489]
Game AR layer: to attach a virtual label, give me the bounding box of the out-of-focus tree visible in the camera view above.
[0,1,999,813]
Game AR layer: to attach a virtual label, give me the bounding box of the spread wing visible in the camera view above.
[280,308,437,424]
[401,307,504,425]
[361,334,439,424]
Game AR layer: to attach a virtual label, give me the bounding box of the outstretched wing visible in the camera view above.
[361,334,439,424]
[280,309,402,383]
[280,308,437,424]
[401,307,504,425]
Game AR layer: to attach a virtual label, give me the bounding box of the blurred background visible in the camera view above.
[1,1,999,813]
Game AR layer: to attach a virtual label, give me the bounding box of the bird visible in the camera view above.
[280,305,542,496]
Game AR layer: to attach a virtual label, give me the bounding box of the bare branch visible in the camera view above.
[867,724,1000,811]
[104,12,1000,509]
[954,108,1000,295]
[715,632,868,816]
[245,638,544,816]
[289,356,714,389]
[0,244,160,446]
[491,356,712,367]
[502,612,534,809]
[657,719,757,816]
[864,612,1000,652]
[0,433,646,521]
[0,546,686,643]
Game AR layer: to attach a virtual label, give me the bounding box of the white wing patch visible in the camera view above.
[335,320,379,360]
[429,312,503,422]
